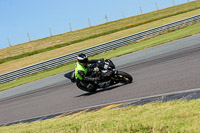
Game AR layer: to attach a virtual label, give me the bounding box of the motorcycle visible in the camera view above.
[65,59,132,92]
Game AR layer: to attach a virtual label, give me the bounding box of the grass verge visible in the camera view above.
[0,0,200,62]
[1,99,200,132]
[0,22,200,92]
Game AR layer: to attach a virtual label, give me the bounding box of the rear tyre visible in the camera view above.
[76,81,97,93]
[117,71,132,84]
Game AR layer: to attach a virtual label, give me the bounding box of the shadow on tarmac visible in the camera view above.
[75,84,124,97]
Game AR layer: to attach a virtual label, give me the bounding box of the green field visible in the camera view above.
[1,99,199,132]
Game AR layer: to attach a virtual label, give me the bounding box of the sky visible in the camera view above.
[0,0,194,49]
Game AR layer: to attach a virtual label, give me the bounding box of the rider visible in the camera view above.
[75,53,110,92]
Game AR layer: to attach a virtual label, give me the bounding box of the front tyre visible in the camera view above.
[117,71,132,84]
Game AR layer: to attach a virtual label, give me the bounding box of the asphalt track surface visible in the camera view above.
[0,35,200,125]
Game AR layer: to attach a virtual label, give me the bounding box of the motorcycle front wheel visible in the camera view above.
[117,71,133,84]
